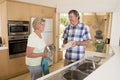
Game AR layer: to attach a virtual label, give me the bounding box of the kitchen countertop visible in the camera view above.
[37,50,109,80]
[0,46,8,50]
[37,45,119,80]
[37,59,84,80]
[84,45,120,80]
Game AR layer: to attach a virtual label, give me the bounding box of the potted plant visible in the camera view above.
[93,30,105,53]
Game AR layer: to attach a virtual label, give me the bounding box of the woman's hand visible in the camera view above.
[43,53,50,58]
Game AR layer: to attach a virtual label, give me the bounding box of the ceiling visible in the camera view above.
[15,0,120,12]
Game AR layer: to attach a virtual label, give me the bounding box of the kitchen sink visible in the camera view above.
[63,70,88,80]
[77,62,100,74]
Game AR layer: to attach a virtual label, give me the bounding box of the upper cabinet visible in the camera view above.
[0,1,8,46]
[7,1,56,21]
[7,1,30,20]
[0,0,56,47]
[42,7,56,18]
[30,5,43,18]
[30,5,56,18]
[0,4,1,36]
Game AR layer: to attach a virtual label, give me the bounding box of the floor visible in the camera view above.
[8,60,64,80]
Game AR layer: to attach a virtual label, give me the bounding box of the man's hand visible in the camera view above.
[62,44,65,48]
[71,41,78,47]
[71,40,91,47]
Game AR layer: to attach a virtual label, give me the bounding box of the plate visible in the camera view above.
[61,41,73,51]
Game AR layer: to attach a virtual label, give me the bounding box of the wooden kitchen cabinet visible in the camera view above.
[30,5,55,18]
[0,4,1,32]
[8,56,28,78]
[0,49,9,80]
[7,1,30,20]
[30,5,43,18]
[0,1,8,47]
[0,49,28,79]
[42,7,56,18]
[0,0,56,79]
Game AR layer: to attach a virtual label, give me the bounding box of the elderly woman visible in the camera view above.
[26,18,50,80]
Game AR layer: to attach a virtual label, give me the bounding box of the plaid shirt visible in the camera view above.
[62,23,91,61]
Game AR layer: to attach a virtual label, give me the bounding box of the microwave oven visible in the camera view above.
[8,20,30,36]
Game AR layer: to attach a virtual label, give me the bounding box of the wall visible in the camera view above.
[110,12,120,46]
[83,13,109,52]
[15,0,57,8]
[56,0,117,13]
[15,0,119,12]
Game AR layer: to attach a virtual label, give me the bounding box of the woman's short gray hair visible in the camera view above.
[32,18,45,30]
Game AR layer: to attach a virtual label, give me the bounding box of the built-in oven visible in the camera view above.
[8,20,30,58]
[9,36,28,58]
[8,20,30,36]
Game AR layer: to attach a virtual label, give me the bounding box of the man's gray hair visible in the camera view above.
[68,9,80,20]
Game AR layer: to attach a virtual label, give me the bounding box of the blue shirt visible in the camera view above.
[62,23,91,61]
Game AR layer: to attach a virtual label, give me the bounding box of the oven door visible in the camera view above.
[8,20,30,36]
[8,24,29,35]
[9,39,27,56]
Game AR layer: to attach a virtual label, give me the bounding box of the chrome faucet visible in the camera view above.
[85,56,96,70]
[92,56,96,70]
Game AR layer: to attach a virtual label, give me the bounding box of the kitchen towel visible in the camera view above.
[41,58,52,75]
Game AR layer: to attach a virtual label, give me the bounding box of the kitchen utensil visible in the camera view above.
[61,41,73,51]
[44,44,56,56]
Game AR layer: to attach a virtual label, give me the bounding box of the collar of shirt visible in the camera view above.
[70,22,80,29]
[70,24,78,29]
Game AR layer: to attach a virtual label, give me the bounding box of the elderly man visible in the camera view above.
[62,9,91,66]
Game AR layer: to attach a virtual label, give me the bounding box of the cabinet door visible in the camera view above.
[8,56,28,77]
[42,7,55,18]
[0,4,1,35]
[30,5,43,17]
[7,1,30,20]
[0,49,9,80]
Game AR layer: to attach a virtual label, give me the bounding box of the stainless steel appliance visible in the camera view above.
[8,20,30,36]
[9,36,28,58]
[8,20,29,58]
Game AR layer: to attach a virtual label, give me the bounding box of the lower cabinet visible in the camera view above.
[8,56,29,78]
[0,49,28,79]
[0,49,9,80]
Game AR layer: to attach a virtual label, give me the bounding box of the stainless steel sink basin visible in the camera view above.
[63,70,88,80]
[77,62,100,74]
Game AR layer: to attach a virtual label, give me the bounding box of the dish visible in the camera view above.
[61,41,73,51]
[44,44,56,56]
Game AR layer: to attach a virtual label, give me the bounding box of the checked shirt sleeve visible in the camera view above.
[83,25,91,41]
